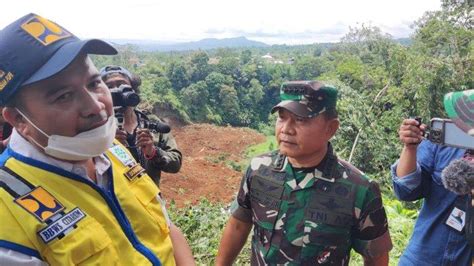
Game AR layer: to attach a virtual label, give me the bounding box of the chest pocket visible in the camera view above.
[43,217,120,265]
[129,175,169,234]
[303,182,355,247]
[249,174,284,229]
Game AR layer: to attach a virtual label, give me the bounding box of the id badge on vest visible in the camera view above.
[109,145,134,166]
[446,198,468,232]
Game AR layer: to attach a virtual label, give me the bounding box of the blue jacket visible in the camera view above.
[392,140,472,265]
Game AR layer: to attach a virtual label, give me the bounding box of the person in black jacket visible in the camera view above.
[100,65,182,186]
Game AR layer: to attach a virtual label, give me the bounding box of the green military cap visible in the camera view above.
[444,89,474,136]
[271,80,338,118]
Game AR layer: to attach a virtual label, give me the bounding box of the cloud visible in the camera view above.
[2,0,441,45]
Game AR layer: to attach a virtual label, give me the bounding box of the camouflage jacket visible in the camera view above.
[232,145,392,265]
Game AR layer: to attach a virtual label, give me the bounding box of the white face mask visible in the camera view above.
[16,109,117,161]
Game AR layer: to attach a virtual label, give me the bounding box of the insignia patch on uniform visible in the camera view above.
[109,145,134,166]
[14,186,65,222]
[124,164,145,181]
[38,208,86,243]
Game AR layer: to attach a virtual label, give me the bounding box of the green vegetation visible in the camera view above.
[245,135,277,159]
[93,1,471,264]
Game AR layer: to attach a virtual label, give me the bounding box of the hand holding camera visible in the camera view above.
[136,128,156,158]
[398,118,428,148]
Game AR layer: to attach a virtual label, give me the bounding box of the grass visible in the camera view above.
[245,135,277,159]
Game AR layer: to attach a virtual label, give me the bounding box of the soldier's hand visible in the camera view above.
[115,129,128,146]
[136,128,155,157]
[398,118,427,148]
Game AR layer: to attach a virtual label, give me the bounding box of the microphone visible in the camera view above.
[441,158,474,195]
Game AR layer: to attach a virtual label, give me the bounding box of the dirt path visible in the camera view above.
[159,124,266,208]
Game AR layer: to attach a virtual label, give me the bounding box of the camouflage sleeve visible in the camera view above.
[231,166,253,223]
[147,131,182,173]
[352,181,393,258]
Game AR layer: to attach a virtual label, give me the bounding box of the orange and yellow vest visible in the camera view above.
[0,143,175,265]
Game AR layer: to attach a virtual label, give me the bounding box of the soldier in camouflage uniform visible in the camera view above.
[217,80,392,265]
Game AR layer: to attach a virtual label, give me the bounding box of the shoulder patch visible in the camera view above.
[14,186,65,222]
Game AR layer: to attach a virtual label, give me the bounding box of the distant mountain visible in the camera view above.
[108,37,269,52]
[395,37,412,46]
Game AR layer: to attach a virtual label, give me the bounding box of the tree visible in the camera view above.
[216,56,240,76]
[152,76,173,95]
[180,81,211,122]
[340,24,395,68]
[294,57,325,80]
[205,72,233,102]
[241,50,252,64]
[166,61,189,91]
[189,51,211,82]
[218,85,240,125]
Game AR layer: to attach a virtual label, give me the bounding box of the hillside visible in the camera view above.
[108,36,268,52]
[160,124,266,207]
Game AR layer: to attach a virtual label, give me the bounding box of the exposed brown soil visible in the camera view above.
[159,124,266,208]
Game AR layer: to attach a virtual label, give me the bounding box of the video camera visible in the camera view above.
[111,84,140,107]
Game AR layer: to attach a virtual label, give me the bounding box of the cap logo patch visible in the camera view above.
[0,69,14,92]
[21,15,71,46]
[15,186,65,222]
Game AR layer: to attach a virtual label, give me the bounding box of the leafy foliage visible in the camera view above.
[169,200,251,265]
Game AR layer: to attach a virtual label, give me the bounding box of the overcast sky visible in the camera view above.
[2,0,441,45]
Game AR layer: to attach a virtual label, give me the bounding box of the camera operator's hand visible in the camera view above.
[398,118,427,148]
[136,128,155,158]
[115,128,128,146]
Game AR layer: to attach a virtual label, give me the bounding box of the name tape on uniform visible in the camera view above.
[125,164,145,181]
[38,208,86,243]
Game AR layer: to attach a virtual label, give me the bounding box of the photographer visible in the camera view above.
[100,65,182,186]
[391,89,473,265]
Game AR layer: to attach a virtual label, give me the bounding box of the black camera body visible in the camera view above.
[111,84,140,107]
[141,119,171,134]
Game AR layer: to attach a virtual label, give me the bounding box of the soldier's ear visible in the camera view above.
[326,118,339,139]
